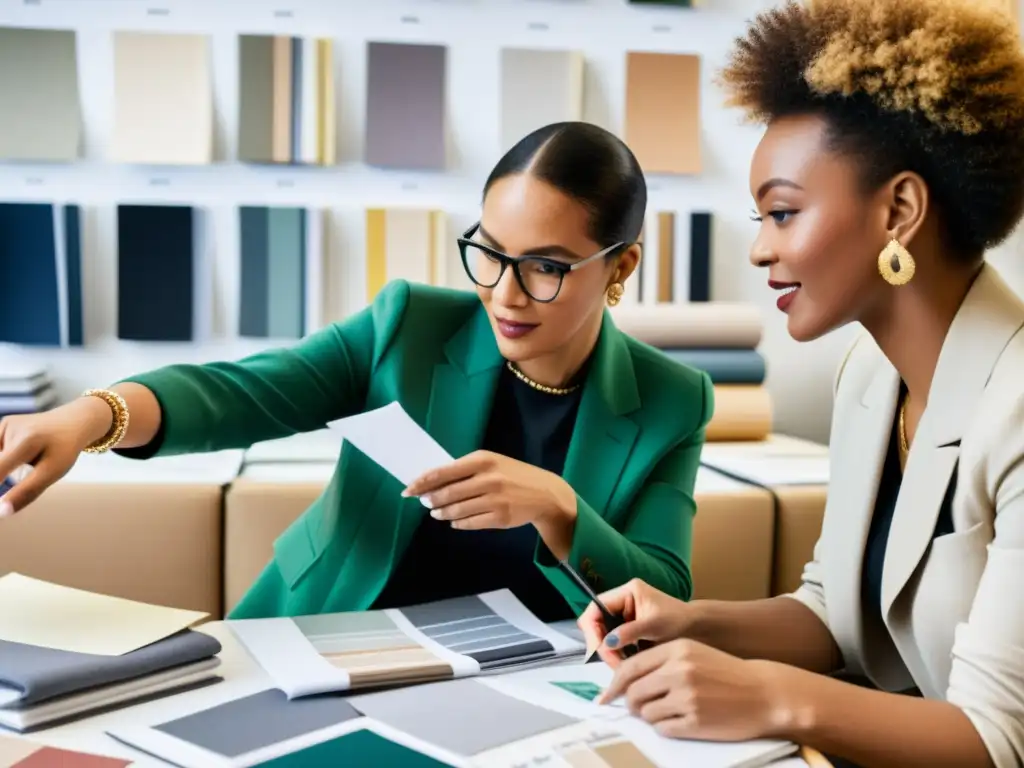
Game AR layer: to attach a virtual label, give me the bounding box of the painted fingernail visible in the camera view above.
[0,501,13,518]
[605,632,620,649]
[430,508,442,520]
[420,495,433,509]
[400,489,411,497]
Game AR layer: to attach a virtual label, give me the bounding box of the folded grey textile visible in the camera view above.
[0,629,221,708]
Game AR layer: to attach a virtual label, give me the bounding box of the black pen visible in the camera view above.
[557,560,638,659]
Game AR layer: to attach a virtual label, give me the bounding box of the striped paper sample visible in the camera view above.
[365,42,446,170]
[365,208,448,301]
[0,203,82,347]
[112,32,213,165]
[689,211,712,302]
[500,48,584,151]
[117,205,195,341]
[0,28,81,162]
[634,210,676,305]
[238,35,335,165]
[625,52,701,174]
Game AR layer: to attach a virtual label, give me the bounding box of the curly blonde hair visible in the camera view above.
[720,0,1024,255]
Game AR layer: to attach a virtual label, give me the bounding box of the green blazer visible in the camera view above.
[123,280,713,619]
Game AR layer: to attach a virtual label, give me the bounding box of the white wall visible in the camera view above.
[1,0,1022,444]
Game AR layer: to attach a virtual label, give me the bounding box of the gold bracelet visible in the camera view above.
[81,389,130,454]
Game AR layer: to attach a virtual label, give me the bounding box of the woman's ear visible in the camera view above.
[614,244,641,284]
[884,171,929,245]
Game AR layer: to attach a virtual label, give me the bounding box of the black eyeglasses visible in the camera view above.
[457,222,626,303]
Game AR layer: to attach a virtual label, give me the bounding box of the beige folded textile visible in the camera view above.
[706,385,773,442]
[609,303,762,349]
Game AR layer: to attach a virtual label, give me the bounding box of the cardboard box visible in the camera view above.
[0,451,243,616]
[223,463,776,614]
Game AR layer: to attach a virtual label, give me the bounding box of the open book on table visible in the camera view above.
[228,589,586,699]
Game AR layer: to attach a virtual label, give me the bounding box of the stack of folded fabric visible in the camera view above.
[609,302,771,441]
[0,359,57,419]
[0,574,223,732]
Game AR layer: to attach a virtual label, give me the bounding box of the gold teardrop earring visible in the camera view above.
[606,282,624,306]
[878,238,916,286]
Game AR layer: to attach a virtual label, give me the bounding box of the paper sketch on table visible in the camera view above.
[326,402,453,488]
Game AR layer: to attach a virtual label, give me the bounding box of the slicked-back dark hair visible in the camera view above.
[484,122,647,249]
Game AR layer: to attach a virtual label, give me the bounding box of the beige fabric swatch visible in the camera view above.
[625,52,701,174]
[0,573,207,656]
[500,48,584,151]
[112,32,213,165]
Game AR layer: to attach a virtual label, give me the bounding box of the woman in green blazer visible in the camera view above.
[0,122,713,621]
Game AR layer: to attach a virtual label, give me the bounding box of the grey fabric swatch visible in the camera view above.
[156,688,361,758]
[348,679,576,756]
[238,35,275,163]
[239,206,270,337]
[0,27,81,162]
[365,42,446,170]
[0,630,221,707]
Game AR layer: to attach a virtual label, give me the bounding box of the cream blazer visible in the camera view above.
[787,264,1024,767]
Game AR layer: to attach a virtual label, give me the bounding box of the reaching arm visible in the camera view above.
[110,281,411,457]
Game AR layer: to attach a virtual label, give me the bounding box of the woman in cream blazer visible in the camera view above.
[577,1,1024,766]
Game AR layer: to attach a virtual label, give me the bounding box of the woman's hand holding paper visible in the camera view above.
[403,450,579,558]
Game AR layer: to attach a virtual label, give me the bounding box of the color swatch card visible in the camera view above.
[112,32,213,165]
[365,42,447,170]
[0,27,81,162]
[365,208,450,301]
[625,52,701,174]
[117,204,212,342]
[0,735,131,767]
[0,202,82,347]
[238,36,335,166]
[239,206,321,339]
[500,48,584,152]
[633,210,713,304]
[108,693,457,768]
[228,589,584,699]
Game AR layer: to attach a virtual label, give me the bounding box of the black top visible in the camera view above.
[372,361,586,621]
[860,389,956,629]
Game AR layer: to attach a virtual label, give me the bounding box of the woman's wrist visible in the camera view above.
[69,395,117,449]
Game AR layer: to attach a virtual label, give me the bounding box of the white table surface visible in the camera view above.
[19,621,812,767]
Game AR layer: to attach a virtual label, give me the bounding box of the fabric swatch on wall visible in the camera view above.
[365,42,447,170]
[625,52,701,174]
[303,208,342,332]
[635,210,676,305]
[238,35,335,165]
[365,208,449,302]
[238,206,308,339]
[117,205,207,341]
[112,32,213,165]
[500,48,584,152]
[0,28,81,162]
[0,202,83,347]
[688,211,713,302]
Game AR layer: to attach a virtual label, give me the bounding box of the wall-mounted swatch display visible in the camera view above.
[111,32,213,165]
[365,208,449,301]
[500,48,584,152]
[365,42,447,170]
[625,52,701,174]
[632,210,712,304]
[0,28,81,162]
[239,206,328,339]
[238,35,335,166]
[117,205,211,342]
[0,202,82,347]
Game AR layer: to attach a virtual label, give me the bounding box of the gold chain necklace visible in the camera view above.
[506,361,580,396]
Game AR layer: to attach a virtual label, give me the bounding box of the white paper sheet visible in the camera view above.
[699,455,829,486]
[326,402,453,486]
